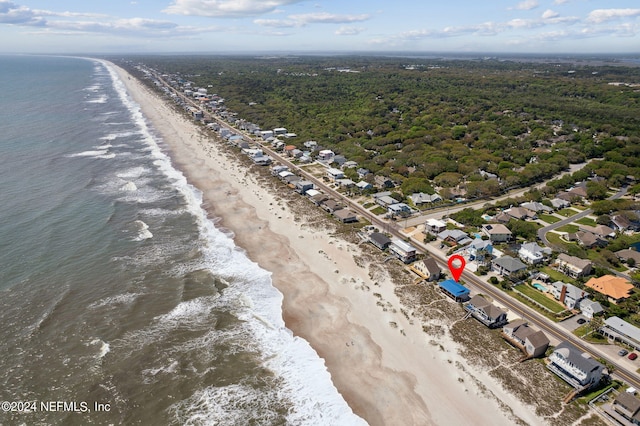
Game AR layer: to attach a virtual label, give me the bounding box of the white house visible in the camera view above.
[546,341,604,389]
[578,299,604,319]
[481,224,512,242]
[326,168,344,181]
[549,281,586,309]
[425,218,446,234]
[318,149,335,161]
[389,239,417,263]
[518,242,551,265]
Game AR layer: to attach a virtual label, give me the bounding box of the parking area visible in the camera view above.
[558,314,589,332]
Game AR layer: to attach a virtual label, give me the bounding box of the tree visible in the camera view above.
[586,181,608,200]
[596,214,611,225]
[507,219,539,240]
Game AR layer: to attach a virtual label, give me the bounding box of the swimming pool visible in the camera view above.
[533,283,547,292]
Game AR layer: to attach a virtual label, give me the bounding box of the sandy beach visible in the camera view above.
[110,62,548,426]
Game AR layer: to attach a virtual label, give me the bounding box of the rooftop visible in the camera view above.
[585,275,634,300]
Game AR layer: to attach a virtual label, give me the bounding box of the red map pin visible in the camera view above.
[448,255,466,282]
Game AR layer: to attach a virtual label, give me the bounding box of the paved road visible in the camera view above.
[537,185,628,247]
[144,65,640,391]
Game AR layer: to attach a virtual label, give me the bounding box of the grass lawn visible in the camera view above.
[557,208,581,217]
[370,206,387,215]
[539,265,577,285]
[556,224,580,233]
[538,214,562,224]
[514,284,566,313]
[362,202,374,208]
[575,217,597,226]
[586,251,628,272]
[573,325,608,344]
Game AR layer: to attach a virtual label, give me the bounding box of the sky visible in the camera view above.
[0,0,639,54]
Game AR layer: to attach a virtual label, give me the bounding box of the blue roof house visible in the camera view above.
[438,279,470,302]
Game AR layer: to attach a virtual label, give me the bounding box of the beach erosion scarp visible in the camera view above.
[110,62,545,426]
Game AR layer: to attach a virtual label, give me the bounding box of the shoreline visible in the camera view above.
[109,61,545,425]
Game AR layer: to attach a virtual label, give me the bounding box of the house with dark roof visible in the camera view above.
[410,258,441,281]
[502,319,549,358]
[320,199,343,214]
[555,254,592,279]
[464,295,508,328]
[579,224,615,239]
[492,256,527,277]
[504,207,536,220]
[521,201,553,213]
[616,249,640,265]
[438,279,470,302]
[546,341,604,389]
[612,391,640,424]
[333,209,358,223]
[565,231,607,248]
[368,232,391,251]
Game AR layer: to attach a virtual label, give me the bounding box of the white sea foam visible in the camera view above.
[69,150,109,158]
[90,338,111,358]
[101,60,365,425]
[120,181,137,192]
[133,220,153,241]
[88,293,139,309]
[87,94,108,104]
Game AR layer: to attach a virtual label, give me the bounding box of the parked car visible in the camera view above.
[577,318,586,324]
[629,353,638,361]
[619,349,629,356]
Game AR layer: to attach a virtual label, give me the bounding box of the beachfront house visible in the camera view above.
[600,316,640,350]
[612,392,640,425]
[546,341,604,389]
[549,281,586,310]
[438,279,470,302]
[518,242,551,265]
[502,320,549,358]
[464,295,508,328]
[555,254,592,279]
[295,181,314,195]
[333,209,358,224]
[481,224,512,243]
[585,275,635,304]
[409,258,441,281]
[320,199,343,214]
[389,239,417,264]
[368,232,391,251]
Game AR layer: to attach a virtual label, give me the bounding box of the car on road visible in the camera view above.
[619,349,629,356]
[577,318,586,324]
[629,353,638,361]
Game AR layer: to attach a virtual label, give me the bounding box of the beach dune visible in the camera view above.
[111,62,543,426]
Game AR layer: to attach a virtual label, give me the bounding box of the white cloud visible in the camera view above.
[0,1,44,25]
[541,9,558,20]
[254,12,370,28]
[553,0,568,4]
[163,0,304,18]
[586,9,640,24]
[335,26,364,36]
[512,0,539,11]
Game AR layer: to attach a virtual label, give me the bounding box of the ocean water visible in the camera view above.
[0,56,364,425]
